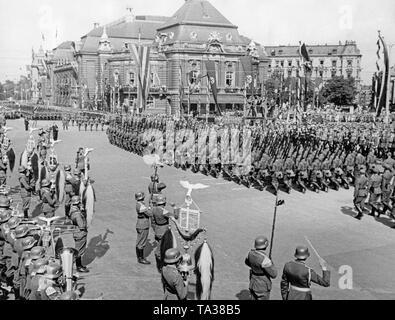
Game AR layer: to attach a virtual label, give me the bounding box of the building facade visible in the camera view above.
[30,0,364,114]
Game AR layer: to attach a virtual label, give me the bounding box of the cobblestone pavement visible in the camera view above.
[6,119,395,300]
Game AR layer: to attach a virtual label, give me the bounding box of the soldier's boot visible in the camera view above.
[354,204,364,220]
[76,257,89,273]
[370,204,377,217]
[155,256,162,273]
[23,210,29,219]
[137,248,150,265]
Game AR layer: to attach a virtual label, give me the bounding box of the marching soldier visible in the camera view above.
[84,118,88,132]
[354,165,369,220]
[37,262,63,300]
[379,164,394,218]
[69,196,89,273]
[161,248,188,300]
[0,153,8,186]
[77,118,82,131]
[245,236,277,300]
[368,166,382,217]
[135,192,152,265]
[280,246,330,300]
[94,118,99,131]
[101,117,105,131]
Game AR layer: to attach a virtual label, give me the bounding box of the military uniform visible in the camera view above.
[152,205,170,268]
[380,167,394,216]
[0,156,7,186]
[354,168,369,219]
[161,264,188,300]
[280,260,330,300]
[368,168,382,216]
[19,169,33,218]
[245,249,277,300]
[40,186,57,218]
[136,199,152,264]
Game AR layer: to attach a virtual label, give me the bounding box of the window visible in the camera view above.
[288,60,292,67]
[150,72,154,85]
[331,70,336,77]
[280,60,284,67]
[189,70,199,84]
[225,71,234,87]
[308,49,313,54]
[146,96,154,108]
[129,72,135,86]
[288,69,292,77]
[332,60,337,67]
[347,71,352,79]
[347,60,353,67]
[320,60,324,66]
[296,60,300,68]
[319,71,323,78]
[275,60,279,67]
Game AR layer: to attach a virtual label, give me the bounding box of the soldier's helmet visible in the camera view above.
[30,246,46,260]
[41,179,51,188]
[45,263,63,279]
[15,225,29,239]
[151,174,159,182]
[157,182,167,192]
[0,197,10,208]
[164,248,182,264]
[59,291,78,300]
[7,216,21,229]
[71,196,81,205]
[73,169,80,176]
[0,210,11,223]
[22,236,37,251]
[135,192,145,201]
[254,236,269,250]
[156,195,166,206]
[64,165,71,172]
[32,258,48,274]
[18,166,26,173]
[294,246,310,260]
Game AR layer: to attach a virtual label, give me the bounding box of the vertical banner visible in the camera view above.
[197,126,209,165]
[230,127,240,165]
[220,127,230,165]
[164,120,175,165]
[183,129,196,165]
[208,127,218,165]
[241,127,252,167]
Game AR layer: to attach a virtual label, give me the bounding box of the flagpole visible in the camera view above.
[386,43,394,124]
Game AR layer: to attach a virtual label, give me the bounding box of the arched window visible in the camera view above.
[225,71,234,87]
[128,72,135,86]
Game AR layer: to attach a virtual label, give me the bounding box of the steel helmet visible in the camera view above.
[18,166,26,173]
[0,210,11,223]
[14,225,29,239]
[7,216,21,229]
[64,165,71,172]
[157,182,167,192]
[41,179,51,188]
[254,236,269,250]
[32,258,48,274]
[45,263,63,279]
[294,246,310,260]
[71,196,81,205]
[135,192,145,201]
[156,195,166,206]
[0,197,10,208]
[30,246,46,260]
[164,248,181,264]
[21,236,37,251]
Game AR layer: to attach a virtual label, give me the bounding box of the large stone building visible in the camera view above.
[265,42,362,87]
[30,0,364,114]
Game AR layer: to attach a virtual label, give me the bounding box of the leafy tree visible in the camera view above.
[321,76,357,106]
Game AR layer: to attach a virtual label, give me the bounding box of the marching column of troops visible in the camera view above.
[107,115,395,224]
[0,119,93,299]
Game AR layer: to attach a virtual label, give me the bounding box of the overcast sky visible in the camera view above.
[0,0,394,84]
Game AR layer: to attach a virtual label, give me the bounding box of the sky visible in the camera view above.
[0,0,394,84]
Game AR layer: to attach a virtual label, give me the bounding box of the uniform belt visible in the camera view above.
[290,285,311,292]
[251,271,266,276]
[155,222,168,226]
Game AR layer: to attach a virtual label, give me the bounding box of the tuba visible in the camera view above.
[60,247,78,292]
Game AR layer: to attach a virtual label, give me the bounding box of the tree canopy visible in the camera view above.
[321,76,357,106]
